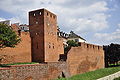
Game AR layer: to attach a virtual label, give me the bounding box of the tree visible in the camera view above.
[0,23,20,48]
[67,40,79,47]
[103,43,120,67]
[64,40,79,54]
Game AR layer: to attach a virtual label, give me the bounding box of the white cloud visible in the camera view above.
[10,17,22,23]
[0,18,6,22]
[118,23,120,28]
[93,26,120,45]
[0,17,22,24]
[0,0,109,33]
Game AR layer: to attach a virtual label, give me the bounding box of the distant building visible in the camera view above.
[67,31,86,43]
[0,20,11,26]
[58,30,86,46]
[20,24,29,31]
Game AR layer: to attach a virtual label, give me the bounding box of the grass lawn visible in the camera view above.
[57,67,120,80]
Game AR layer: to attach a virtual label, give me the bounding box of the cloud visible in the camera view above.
[0,17,22,24]
[118,23,120,28]
[0,0,109,33]
[93,26,120,45]
[0,17,6,21]
[0,0,113,45]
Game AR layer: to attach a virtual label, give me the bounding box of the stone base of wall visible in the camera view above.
[0,62,70,80]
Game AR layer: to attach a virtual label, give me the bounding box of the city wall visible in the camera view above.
[0,32,31,64]
[0,62,70,80]
[67,42,104,75]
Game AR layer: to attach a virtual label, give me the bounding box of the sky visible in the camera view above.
[0,0,120,45]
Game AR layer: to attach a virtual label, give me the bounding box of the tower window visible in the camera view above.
[53,43,54,49]
[93,45,95,49]
[87,44,89,48]
[48,43,51,48]
[48,23,50,26]
[50,14,52,17]
[34,13,36,16]
[98,46,99,50]
[37,42,38,49]
[53,16,55,19]
[36,21,38,24]
[47,12,49,16]
[35,33,38,35]
[40,12,42,15]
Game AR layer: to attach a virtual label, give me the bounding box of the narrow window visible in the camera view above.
[53,16,55,19]
[48,23,50,26]
[40,12,42,15]
[98,46,99,50]
[87,44,89,48]
[36,21,38,24]
[35,33,38,35]
[50,14,52,17]
[79,43,81,46]
[48,43,51,48]
[37,42,38,49]
[53,43,54,49]
[93,45,94,49]
[34,13,35,16]
[47,13,48,15]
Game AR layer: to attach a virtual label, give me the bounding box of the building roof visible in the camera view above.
[68,31,86,41]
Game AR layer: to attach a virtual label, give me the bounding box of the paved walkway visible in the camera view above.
[97,71,120,80]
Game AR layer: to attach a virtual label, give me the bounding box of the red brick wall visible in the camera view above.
[0,62,70,80]
[67,42,104,75]
[0,32,31,64]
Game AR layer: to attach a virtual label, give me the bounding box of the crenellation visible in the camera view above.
[78,42,103,51]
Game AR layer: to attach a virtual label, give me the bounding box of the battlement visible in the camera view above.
[29,8,56,21]
[78,42,103,50]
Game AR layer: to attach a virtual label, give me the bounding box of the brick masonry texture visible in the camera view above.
[67,42,104,75]
[0,32,31,64]
[0,62,70,80]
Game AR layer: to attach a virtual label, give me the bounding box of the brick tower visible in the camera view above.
[29,9,60,62]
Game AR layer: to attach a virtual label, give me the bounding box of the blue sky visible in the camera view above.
[0,0,120,45]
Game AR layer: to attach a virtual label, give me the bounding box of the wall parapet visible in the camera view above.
[78,42,103,51]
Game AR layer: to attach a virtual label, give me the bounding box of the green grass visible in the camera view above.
[109,63,120,66]
[57,67,120,80]
[0,62,39,67]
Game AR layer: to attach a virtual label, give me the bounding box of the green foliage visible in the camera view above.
[57,67,120,80]
[67,40,79,47]
[64,40,79,54]
[0,23,20,48]
[103,43,120,67]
